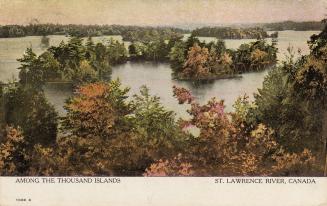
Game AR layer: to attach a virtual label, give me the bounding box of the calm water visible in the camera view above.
[0,31,319,116]
[111,62,269,118]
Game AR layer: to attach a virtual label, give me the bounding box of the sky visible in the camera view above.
[0,0,326,26]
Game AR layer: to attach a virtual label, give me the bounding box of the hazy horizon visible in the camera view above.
[0,0,325,27]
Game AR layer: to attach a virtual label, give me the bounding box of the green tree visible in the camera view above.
[293,45,327,174]
[106,38,128,65]
[18,49,62,87]
[0,82,5,132]
[17,48,40,86]
[71,60,97,85]
[185,34,202,55]
[48,37,86,71]
[131,86,185,160]
[85,37,95,61]
[3,84,58,146]
[169,41,186,71]
[254,62,322,155]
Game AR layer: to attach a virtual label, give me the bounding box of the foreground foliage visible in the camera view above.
[0,81,321,176]
[144,87,317,176]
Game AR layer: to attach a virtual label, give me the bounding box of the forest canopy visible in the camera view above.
[0,24,188,38]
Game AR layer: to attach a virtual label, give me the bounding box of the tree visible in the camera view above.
[250,49,269,70]
[233,40,277,73]
[62,80,132,138]
[56,81,186,175]
[170,37,275,80]
[143,38,169,61]
[37,51,62,81]
[185,34,202,55]
[207,46,234,76]
[180,44,210,79]
[59,80,140,175]
[192,27,270,39]
[17,48,39,86]
[71,60,97,85]
[293,45,327,175]
[0,126,30,175]
[106,38,128,65]
[144,86,318,176]
[0,83,5,133]
[144,155,193,176]
[214,39,227,55]
[254,63,322,154]
[131,86,185,160]
[129,42,148,60]
[128,43,138,59]
[85,37,95,61]
[48,37,86,72]
[18,49,62,87]
[3,84,58,146]
[24,36,117,85]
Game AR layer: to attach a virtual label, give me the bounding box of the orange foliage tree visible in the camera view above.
[29,80,184,176]
[145,86,317,176]
[0,126,30,175]
[180,44,210,79]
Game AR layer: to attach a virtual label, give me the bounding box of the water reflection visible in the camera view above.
[43,83,73,115]
[112,61,268,118]
[40,36,50,49]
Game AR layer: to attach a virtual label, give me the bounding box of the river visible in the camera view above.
[0,31,319,116]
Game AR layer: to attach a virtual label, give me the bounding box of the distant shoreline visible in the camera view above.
[0,30,321,40]
[0,21,323,38]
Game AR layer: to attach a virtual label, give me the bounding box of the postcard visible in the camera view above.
[0,0,326,205]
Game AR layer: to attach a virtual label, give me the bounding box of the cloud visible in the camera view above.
[0,0,325,25]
